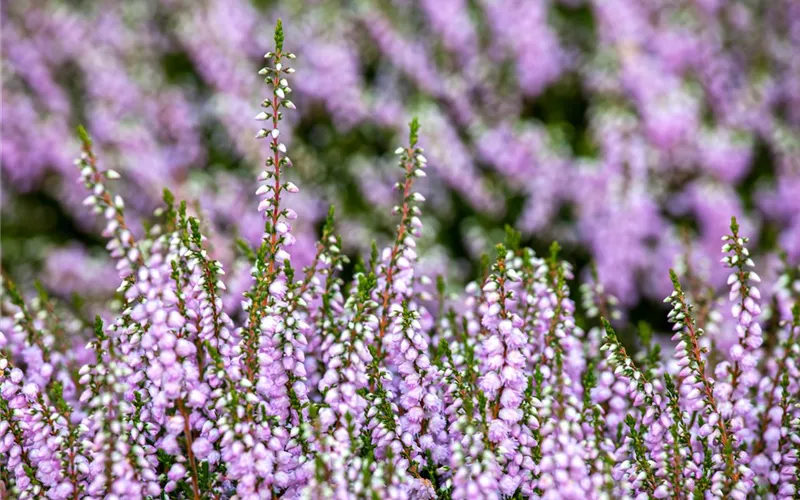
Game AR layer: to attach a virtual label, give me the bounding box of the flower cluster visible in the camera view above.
[3,0,800,308]
[2,22,800,500]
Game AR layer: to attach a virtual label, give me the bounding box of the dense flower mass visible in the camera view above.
[3,0,800,309]
[1,22,799,499]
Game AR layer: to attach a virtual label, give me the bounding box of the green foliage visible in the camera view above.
[408,117,420,148]
[504,224,522,252]
[93,315,106,341]
[77,124,92,147]
[274,18,284,52]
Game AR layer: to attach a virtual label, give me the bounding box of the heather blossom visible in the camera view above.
[2,20,800,500]
[4,0,800,309]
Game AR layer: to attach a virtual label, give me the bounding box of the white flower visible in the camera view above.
[269,279,287,297]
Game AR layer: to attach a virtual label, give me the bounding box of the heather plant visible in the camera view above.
[2,21,800,500]
[3,0,799,308]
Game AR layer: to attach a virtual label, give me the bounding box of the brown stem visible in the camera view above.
[177,398,201,500]
[679,300,740,486]
[375,150,416,361]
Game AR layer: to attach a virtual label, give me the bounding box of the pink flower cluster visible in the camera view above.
[2,21,799,500]
[3,0,799,308]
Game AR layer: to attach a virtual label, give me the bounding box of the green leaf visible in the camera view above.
[409,117,420,147]
[274,19,284,51]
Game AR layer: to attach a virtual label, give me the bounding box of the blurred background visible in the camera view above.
[2,0,799,326]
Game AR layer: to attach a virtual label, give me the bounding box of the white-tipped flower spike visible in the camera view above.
[74,127,144,281]
[247,24,307,430]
